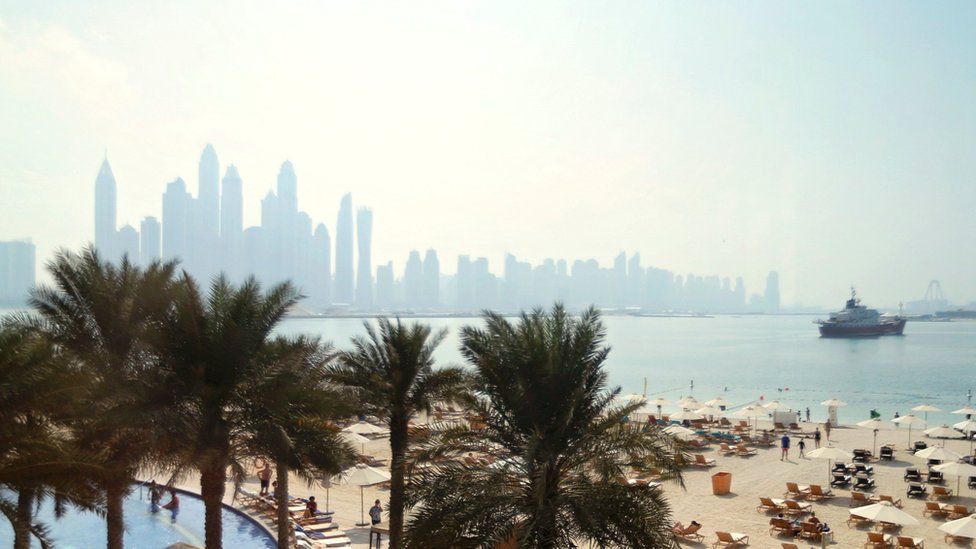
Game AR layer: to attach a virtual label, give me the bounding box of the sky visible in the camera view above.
[0,1,974,308]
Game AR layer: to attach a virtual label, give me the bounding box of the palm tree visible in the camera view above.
[0,319,103,549]
[152,274,317,549]
[29,247,177,549]
[329,318,470,549]
[240,336,359,549]
[403,305,683,549]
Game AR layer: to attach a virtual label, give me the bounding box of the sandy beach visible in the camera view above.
[196,415,975,548]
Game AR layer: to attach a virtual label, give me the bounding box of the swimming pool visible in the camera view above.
[0,486,276,548]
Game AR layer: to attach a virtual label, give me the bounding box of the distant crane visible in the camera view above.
[924,280,945,303]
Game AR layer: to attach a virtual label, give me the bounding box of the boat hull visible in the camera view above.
[818,318,906,338]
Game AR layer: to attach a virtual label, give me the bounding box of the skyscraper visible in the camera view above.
[220,165,243,277]
[376,261,395,309]
[456,255,473,310]
[0,239,35,305]
[197,144,220,242]
[94,157,117,259]
[422,249,440,308]
[355,208,373,308]
[117,224,139,260]
[162,178,190,261]
[312,224,331,306]
[277,161,298,215]
[276,161,298,281]
[334,194,354,304]
[140,216,161,265]
[403,250,422,308]
[764,271,781,312]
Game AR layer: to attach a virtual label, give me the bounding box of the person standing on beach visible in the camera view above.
[780,434,790,460]
[824,420,832,441]
[257,459,273,496]
[798,438,806,458]
[814,428,821,448]
[370,499,383,525]
[805,407,810,422]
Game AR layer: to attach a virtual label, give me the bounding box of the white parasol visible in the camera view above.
[849,501,920,527]
[807,446,854,483]
[821,398,848,407]
[857,418,886,455]
[343,421,389,436]
[925,425,965,447]
[763,400,790,411]
[932,460,976,495]
[915,446,962,462]
[669,410,704,421]
[893,414,926,448]
[705,397,730,407]
[940,513,976,541]
[335,464,392,526]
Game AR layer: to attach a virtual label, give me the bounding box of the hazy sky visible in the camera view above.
[1,1,974,307]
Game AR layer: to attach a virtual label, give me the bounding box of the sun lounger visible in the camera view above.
[911,441,927,453]
[922,501,949,518]
[854,463,874,475]
[854,474,875,490]
[783,499,812,515]
[850,491,876,507]
[757,497,785,513]
[864,531,893,548]
[673,522,704,542]
[713,531,749,547]
[781,544,799,549]
[768,517,797,537]
[735,445,757,457]
[774,422,788,432]
[832,472,852,487]
[896,536,924,547]
[926,470,945,484]
[903,468,922,482]
[693,454,717,467]
[784,483,810,499]
[788,423,803,433]
[302,522,339,532]
[879,446,894,460]
[945,533,972,544]
[969,476,976,489]
[948,504,970,519]
[878,495,902,508]
[719,443,737,456]
[847,513,871,528]
[906,483,926,498]
[797,521,822,541]
[808,484,833,500]
[929,485,952,500]
[853,449,873,462]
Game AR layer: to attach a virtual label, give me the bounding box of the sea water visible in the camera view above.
[278,314,976,427]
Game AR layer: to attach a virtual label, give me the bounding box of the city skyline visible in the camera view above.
[82,145,782,314]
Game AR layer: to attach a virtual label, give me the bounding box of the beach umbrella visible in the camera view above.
[932,461,976,495]
[807,446,853,483]
[669,410,704,421]
[939,514,976,541]
[694,405,723,419]
[618,393,646,404]
[821,398,848,407]
[676,396,700,409]
[343,421,389,436]
[849,501,919,527]
[912,404,942,426]
[915,446,962,462]
[857,418,886,456]
[925,425,965,447]
[953,419,976,453]
[319,476,335,513]
[663,425,698,441]
[952,406,976,416]
[645,397,669,418]
[763,400,789,411]
[730,405,765,433]
[340,431,372,454]
[336,463,392,526]
[893,414,926,448]
[705,397,729,408]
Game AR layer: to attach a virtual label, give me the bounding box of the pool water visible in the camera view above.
[0,487,276,548]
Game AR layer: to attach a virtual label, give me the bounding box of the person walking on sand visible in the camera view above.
[781,434,791,460]
[369,499,383,525]
[798,438,806,458]
[814,428,821,449]
[256,458,272,496]
[824,420,832,441]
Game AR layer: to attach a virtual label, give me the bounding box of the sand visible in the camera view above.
[175,417,976,548]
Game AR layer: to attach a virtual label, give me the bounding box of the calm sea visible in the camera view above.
[279,314,976,426]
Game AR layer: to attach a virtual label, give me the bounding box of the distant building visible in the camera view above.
[334,194,354,304]
[456,255,473,310]
[422,249,440,308]
[764,271,781,312]
[220,165,243,278]
[356,208,373,308]
[140,216,161,265]
[162,178,190,262]
[117,224,139,261]
[0,239,35,305]
[94,157,118,259]
[312,224,331,307]
[196,144,220,278]
[403,251,423,308]
[376,261,395,309]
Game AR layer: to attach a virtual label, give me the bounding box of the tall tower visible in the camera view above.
[277,161,298,215]
[276,161,298,281]
[313,224,332,307]
[403,251,423,308]
[162,178,190,261]
[94,157,117,259]
[355,208,373,308]
[220,165,243,278]
[117,224,139,260]
[334,194,354,304]
[197,144,220,240]
[140,216,161,265]
[422,249,440,308]
[764,271,781,312]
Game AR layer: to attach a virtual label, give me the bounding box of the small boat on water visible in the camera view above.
[817,288,906,337]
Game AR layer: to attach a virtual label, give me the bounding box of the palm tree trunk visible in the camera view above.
[388,410,409,549]
[105,481,127,549]
[275,459,290,549]
[13,488,34,549]
[200,462,227,549]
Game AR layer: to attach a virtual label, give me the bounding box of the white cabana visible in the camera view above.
[335,463,392,526]
[821,398,847,426]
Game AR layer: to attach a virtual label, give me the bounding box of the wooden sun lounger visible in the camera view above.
[756,497,785,513]
[929,486,953,500]
[864,532,893,548]
[948,504,971,519]
[922,501,949,518]
[713,531,749,547]
[784,483,810,499]
[693,454,716,467]
[896,536,925,548]
[673,522,705,542]
[783,499,811,515]
[808,485,833,500]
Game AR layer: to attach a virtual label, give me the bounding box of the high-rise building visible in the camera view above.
[277,161,298,215]
[197,144,220,245]
[94,157,118,259]
[472,257,495,309]
[140,216,161,265]
[376,261,395,309]
[456,255,473,310]
[162,178,190,261]
[334,194,354,304]
[626,253,643,306]
[355,208,373,308]
[403,250,423,308]
[764,271,781,312]
[422,249,439,308]
[276,161,298,280]
[117,224,139,261]
[312,224,331,307]
[220,165,243,278]
[0,239,35,305]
